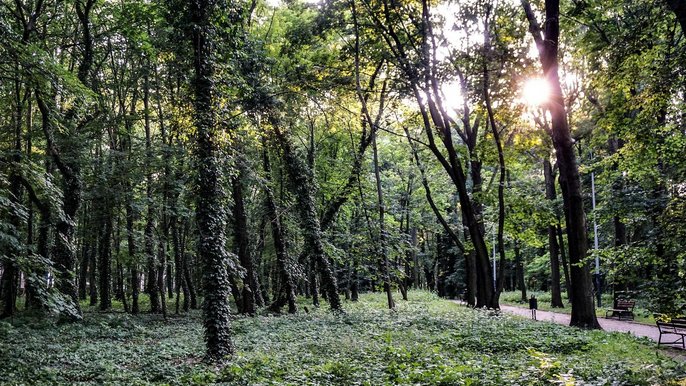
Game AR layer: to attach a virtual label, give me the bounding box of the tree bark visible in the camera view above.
[404,128,473,304]
[78,209,90,301]
[270,117,342,311]
[513,240,527,302]
[21,177,51,311]
[231,168,257,315]
[483,12,507,304]
[371,132,395,309]
[190,0,234,359]
[143,71,160,314]
[522,0,600,328]
[262,144,297,314]
[544,159,564,308]
[98,199,113,311]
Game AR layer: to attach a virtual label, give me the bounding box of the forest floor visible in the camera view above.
[1,291,684,385]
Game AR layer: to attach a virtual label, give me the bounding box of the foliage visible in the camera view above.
[0,292,683,385]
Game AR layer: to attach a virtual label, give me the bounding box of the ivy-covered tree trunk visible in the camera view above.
[36,93,83,320]
[262,145,297,314]
[32,0,99,320]
[309,259,320,308]
[190,0,234,359]
[22,177,51,311]
[0,189,19,316]
[522,0,600,329]
[252,216,266,308]
[270,119,342,312]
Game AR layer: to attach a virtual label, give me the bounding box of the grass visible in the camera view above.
[0,291,683,385]
[499,291,657,325]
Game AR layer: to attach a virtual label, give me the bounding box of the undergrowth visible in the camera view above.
[0,291,683,385]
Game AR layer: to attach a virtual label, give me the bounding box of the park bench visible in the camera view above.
[604,299,636,321]
[656,318,686,349]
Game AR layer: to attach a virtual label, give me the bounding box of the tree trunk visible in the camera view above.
[89,240,98,307]
[231,169,257,315]
[544,159,564,308]
[157,240,168,318]
[126,197,140,315]
[183,252,197,310]
[483,14,507,305]
[24,184,51,311]
[371,132,395,310]
[404,128,473,305]
[172,218,185,314]
[190,0,234,359]
[522,0,600,328]
[78,205,90,301]
[98,200,113,311]
[270,118,342,311]
[514,240,527,302]
[143,71,160,314]
[252,215,267,308]
[262,142,298,314]
[78,244,87,300]
[36,92,84,320]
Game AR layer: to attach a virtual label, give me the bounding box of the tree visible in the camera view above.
[521,0,600,329]
[189,0,235,359]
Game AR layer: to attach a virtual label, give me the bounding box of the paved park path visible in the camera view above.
[451,300,669,343]
[452,301,686,360]
[496,304,663,342]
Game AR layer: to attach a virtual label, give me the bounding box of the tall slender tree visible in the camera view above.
[189,0,235,359]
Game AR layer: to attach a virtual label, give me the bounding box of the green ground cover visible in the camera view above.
[499,291,656,325]
[0,291,683,385]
